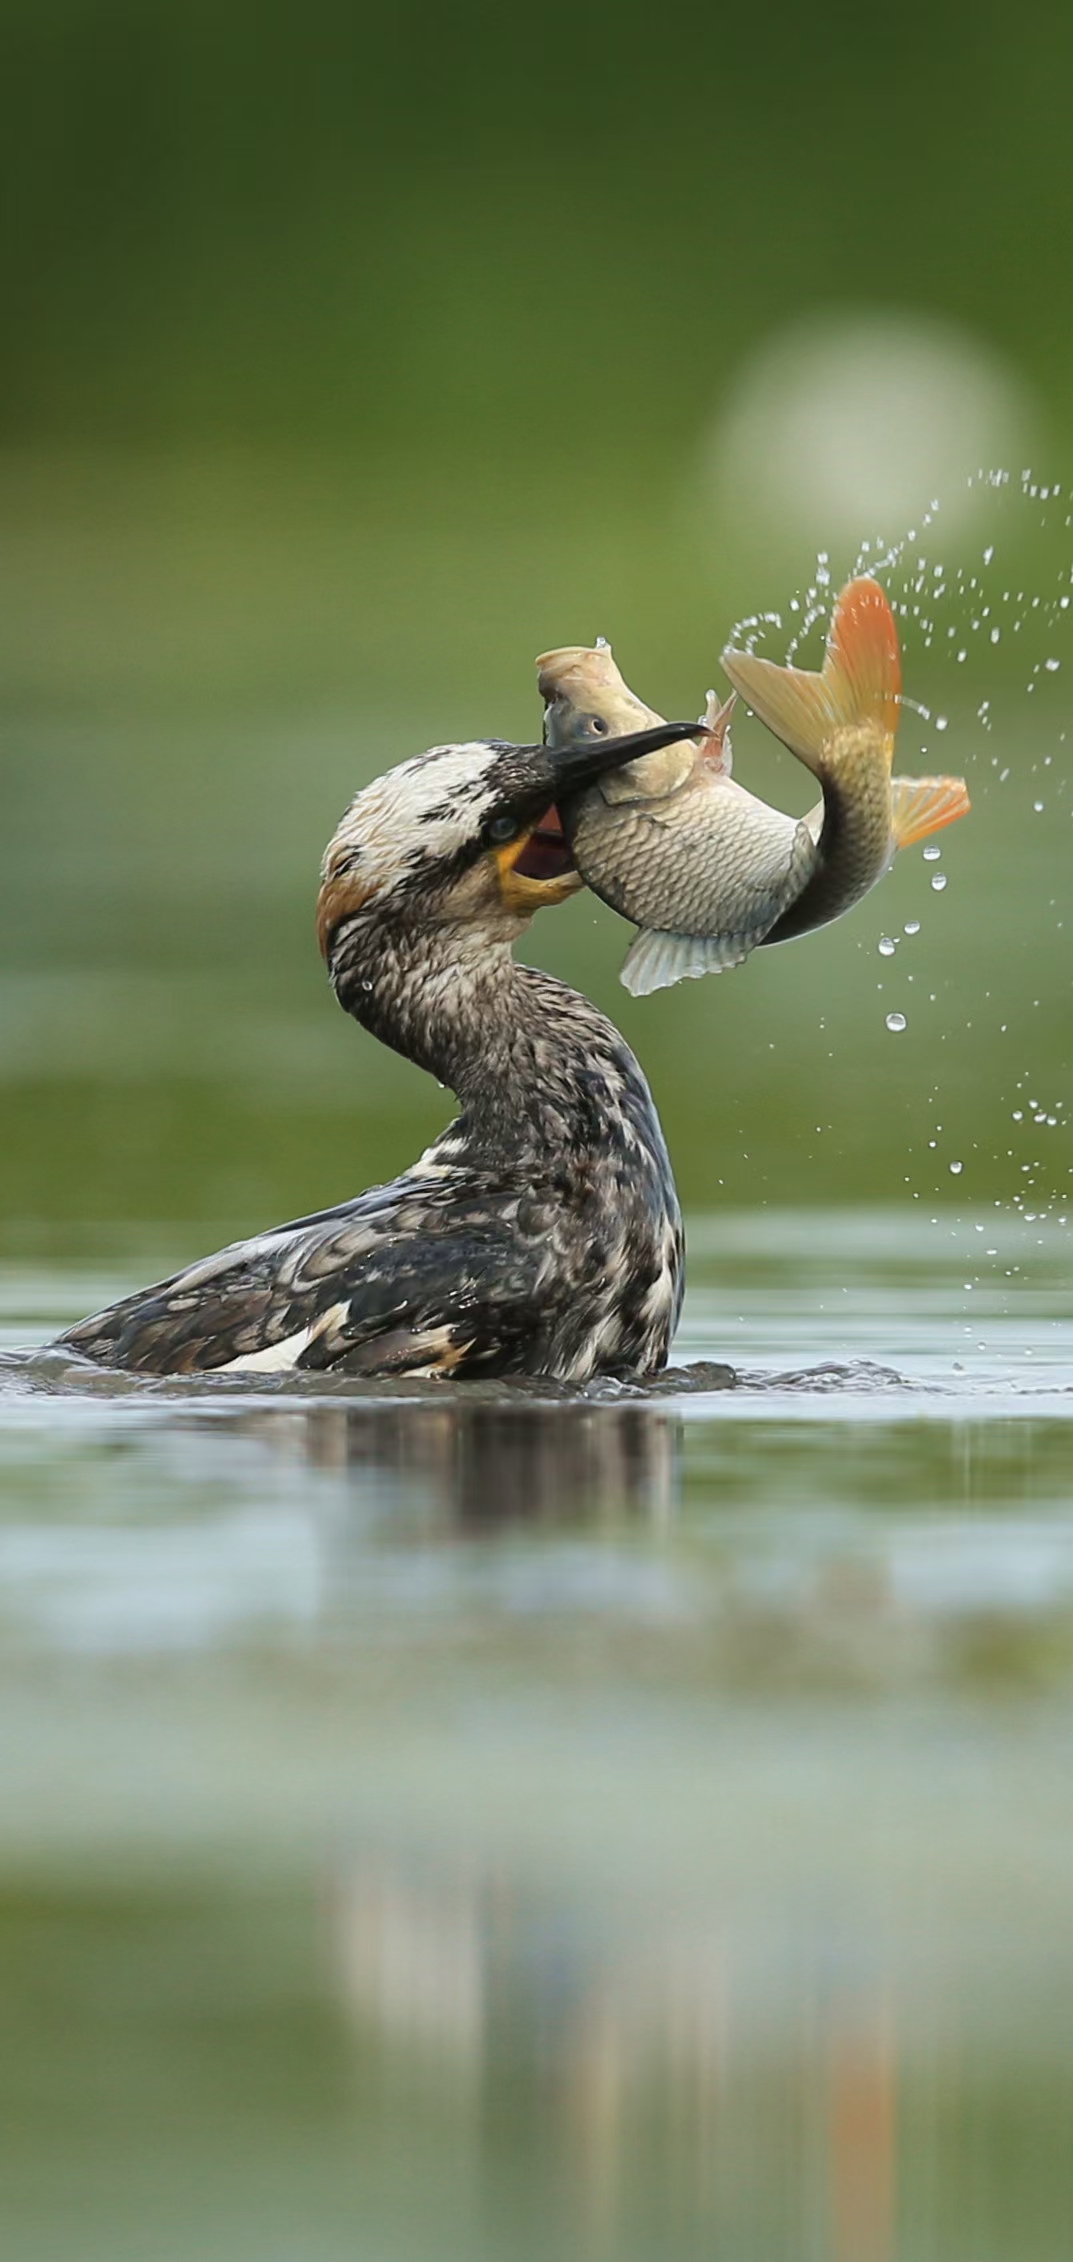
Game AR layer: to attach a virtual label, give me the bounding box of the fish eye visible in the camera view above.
[487,811,518,844]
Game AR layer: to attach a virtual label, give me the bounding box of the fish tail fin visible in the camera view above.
[620,928,753,996]
[890,773,971,847]
[721,577,902,779]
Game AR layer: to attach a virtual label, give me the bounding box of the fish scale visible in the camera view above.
[571,770,815,963]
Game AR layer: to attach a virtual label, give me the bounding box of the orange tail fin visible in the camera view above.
[890,774,971,848]
[722,577,902,780]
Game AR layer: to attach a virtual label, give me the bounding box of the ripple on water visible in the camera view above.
[2,1202,1073,2262]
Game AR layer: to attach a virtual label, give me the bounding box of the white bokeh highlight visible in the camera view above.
[705,309,1037,546]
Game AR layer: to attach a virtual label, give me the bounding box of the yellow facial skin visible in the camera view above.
[494,830,584,917]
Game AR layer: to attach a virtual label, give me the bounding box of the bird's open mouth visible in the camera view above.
[513,805,575,882]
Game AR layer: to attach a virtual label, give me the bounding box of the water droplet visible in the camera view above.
[923,843,942,862]
[904,919,921,936]
[935,714,949,732]
[949,1160,963,1175]
[931,873,948,892]
[878,936,897,958]
[885,1012,907,1033]
[1046,656,1061,671]
[990,626,1002,644]
[1034,800,1045,813]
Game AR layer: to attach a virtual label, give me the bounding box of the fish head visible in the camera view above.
[536,643,697,804]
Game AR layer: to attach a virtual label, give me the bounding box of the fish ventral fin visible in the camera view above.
[890,773,971,847]
[620,927,753,996]
[721,577,902,780]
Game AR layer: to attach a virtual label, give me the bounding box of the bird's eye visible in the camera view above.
[580,713,609,738]
[487,811,518,844]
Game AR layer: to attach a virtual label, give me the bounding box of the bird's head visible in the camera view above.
[317,720,704,964]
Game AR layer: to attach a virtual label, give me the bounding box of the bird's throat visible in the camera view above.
[329,918,639,1163]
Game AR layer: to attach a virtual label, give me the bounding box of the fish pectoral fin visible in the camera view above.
[721,577,902,779]
[620,928,753,996]
[890,773,971,847]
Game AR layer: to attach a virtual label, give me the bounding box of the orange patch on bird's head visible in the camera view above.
[316,859,374,961]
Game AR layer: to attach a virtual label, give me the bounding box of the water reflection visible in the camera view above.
[2,1244,1073,2255]
[4,1860,1072,2262]
[328,1844,1073,2261]
[255,1396,677,1530]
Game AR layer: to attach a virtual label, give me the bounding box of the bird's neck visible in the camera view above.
[330,919,667,1167]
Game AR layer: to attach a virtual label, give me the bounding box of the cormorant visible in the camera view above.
[57,718,701,1380]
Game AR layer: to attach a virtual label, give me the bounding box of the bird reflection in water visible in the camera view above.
[329,1850,898,2260]
[234,1394,677,1532]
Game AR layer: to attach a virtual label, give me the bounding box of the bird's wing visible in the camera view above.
[56,1173,558,1377]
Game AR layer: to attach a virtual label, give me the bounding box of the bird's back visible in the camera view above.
[58,974,682,1382]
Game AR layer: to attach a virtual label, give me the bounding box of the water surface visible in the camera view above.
[2,1208,1072,2258]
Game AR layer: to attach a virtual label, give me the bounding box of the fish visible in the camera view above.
[537,640,818,995]
[721,576,970,947]
[538,579,970,995]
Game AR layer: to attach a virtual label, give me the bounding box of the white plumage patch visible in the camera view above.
[219,1301,349,1374]
[220,1327,317,1374]
[330,742,503,894]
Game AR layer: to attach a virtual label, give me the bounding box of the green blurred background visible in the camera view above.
[5,18,1073,2257]
[2,0,1071,1253]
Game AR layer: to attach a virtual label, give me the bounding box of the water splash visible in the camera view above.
[725,467,1073,1232]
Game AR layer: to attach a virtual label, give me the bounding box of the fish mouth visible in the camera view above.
[505,723,705,901]
[512,805,575,883]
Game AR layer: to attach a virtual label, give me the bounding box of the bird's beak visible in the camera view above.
[543,719,705,799]
[493,721,707,915]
